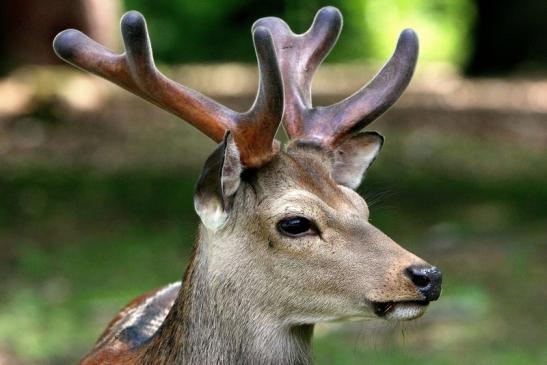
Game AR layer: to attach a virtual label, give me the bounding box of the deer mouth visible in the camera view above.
[373,300,430,320]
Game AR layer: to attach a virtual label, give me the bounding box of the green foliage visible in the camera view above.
[122,0,474,65]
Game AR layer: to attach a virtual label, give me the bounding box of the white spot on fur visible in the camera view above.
[104,281,180,343]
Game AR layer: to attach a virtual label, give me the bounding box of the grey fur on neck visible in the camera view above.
[140,228,314,365]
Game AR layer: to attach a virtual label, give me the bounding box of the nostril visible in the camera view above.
[405,266,431,288]
[405,265,443,301]
[413,272,430,288]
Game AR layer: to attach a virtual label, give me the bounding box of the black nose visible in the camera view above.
[405,265,442,301]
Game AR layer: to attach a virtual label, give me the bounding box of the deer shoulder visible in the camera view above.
[79,282,180,364]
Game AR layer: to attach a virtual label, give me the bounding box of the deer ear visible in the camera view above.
[331,132,384,190]
[194,132,242,231]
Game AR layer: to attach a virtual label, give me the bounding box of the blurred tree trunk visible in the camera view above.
[0,0,121,75]
[466,0,547,76]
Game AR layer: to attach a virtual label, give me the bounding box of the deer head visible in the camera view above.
[54,6,441,364]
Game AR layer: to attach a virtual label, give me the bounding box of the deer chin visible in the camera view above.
[372,300,429,321]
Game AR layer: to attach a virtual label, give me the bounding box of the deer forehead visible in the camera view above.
[260,188,369,222]
[250,151,369,217]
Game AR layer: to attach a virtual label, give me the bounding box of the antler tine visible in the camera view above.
[253,6,342,138]
[255,7,418,149]
[53,11,234,142]
[319,29,418,147]
[53,11,284,167]
[235,26,284,167]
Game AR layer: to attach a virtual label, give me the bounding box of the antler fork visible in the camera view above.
[53,11,283,167]
[253,6,419,148]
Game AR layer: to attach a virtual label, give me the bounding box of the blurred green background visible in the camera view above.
[0,0,546,364]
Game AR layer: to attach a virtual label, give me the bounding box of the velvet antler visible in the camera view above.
[253,6,418,148]
[53,11,283,167]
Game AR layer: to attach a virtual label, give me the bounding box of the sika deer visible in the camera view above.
[53,6,442,365]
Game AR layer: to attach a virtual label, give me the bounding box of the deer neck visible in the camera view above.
[140,226,314,365]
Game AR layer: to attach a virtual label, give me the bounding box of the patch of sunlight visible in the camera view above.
[363,0,475,66]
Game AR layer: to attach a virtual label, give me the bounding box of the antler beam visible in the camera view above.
[53,11,283,167]
[253,6,418,148]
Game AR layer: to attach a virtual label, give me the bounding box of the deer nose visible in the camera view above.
[405,265,442,301]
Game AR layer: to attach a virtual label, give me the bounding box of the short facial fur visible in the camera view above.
[199,136,432,326]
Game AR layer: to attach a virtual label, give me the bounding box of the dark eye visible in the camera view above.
[277,217,318,237]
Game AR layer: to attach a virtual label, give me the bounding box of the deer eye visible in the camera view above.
[277,217,318,237]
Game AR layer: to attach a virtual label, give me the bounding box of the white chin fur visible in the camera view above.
[384,303,428,321]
